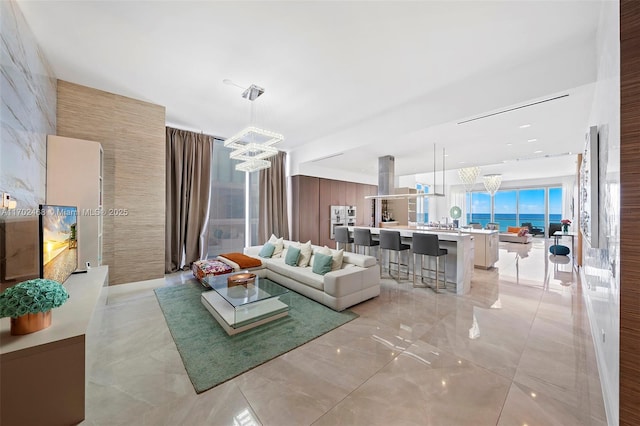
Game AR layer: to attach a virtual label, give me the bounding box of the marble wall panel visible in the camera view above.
[0,0,56,209]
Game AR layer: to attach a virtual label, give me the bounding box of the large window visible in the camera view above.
[208,139,259,257]
[494,190,517,231]
[518,188,545,231]
[549,187,562,224]
[467,192,491,228]
[248,172,260,246]
[465,186,562,233]
[416,183,429,223]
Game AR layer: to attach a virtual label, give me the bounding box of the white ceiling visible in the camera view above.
[17,0,603,183]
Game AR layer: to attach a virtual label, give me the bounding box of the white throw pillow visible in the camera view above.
[317,246,332,256]
[297,240,313,267]
[268,234,284,258]
[330,248,344,271]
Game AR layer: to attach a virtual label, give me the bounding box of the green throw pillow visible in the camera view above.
[312,252,333,275]
[259,242,275,258]
[285,246,301,266]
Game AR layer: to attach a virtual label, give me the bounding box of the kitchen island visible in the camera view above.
[347,226,474,295]
[424,227,499,270]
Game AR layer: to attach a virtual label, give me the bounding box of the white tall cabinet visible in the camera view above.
[46,135,103,269]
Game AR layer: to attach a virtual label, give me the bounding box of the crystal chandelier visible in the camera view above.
[224,84,283,172]
[458,166,480,224]
[483,174,502,196]
[458,167,480,192]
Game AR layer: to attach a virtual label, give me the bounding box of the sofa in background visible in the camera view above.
[521,222,545,237]
[244,240,380,311]
[499,226,533,244]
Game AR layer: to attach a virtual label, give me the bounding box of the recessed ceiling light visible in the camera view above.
[534,150,543,153]
[444,154,449,157]
[506,143,513,146]
[527,138,537,142]
[520,124,531,128]
[459,161,466,164]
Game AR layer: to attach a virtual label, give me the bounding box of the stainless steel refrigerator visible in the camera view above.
[346,205,357,226]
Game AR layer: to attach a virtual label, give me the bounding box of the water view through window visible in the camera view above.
[518,188,545,231]
[416,183,429,223]
[495,190,516,229]
[466,186,562,232]
[467,192,490,226]
[548,187,563,228]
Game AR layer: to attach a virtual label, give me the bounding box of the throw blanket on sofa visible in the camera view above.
[218,252,262,269]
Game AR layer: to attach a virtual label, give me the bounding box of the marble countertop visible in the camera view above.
[371,225,500,235]
[410,226,499,235]
[349,226,474,241]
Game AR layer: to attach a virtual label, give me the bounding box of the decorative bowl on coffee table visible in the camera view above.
[227,272,256,287]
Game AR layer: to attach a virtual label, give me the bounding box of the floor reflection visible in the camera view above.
[550,254,574,286]
[83,238,606,426]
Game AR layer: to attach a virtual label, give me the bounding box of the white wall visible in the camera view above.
[581,1,620,425]
[290,160,377,186]
[0,0,56,209]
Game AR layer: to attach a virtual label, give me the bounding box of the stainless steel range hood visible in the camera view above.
[377,155,396,197]
[365,146,446,200]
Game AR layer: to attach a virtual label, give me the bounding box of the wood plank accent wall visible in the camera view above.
[291,175,376,248]
[621,2,640,424]
[291,175,319,244]
[318,178,331,247]
[56,80,166,285]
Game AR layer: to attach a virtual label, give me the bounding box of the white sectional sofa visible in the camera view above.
[244,240,380,311]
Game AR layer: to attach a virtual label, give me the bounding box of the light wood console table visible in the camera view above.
[0,266,108,425]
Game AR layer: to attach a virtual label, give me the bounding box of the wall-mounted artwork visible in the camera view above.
[580,126,599,248]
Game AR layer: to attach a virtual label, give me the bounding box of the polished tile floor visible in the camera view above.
[82,238,606,425]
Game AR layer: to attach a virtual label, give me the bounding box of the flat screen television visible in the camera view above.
[39,204,78,284]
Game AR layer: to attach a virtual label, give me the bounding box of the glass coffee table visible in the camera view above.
[201,273,290,335]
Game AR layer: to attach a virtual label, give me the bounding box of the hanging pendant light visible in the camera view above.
[483,174,502,196]
[458,167,480,193]
[458,167,480,223]
[225,84,283,172]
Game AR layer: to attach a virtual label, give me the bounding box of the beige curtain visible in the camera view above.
[165,127,213,272]
[258,151,289,243]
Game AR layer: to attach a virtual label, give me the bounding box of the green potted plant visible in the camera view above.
[0,278,69,335]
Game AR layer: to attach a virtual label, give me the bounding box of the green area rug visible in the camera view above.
[154,280,358,393]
